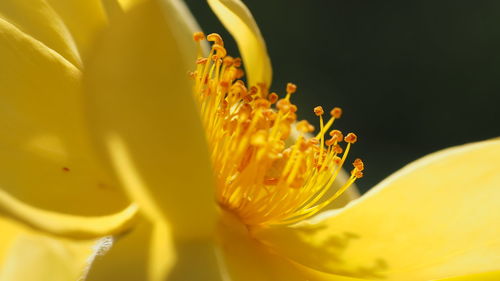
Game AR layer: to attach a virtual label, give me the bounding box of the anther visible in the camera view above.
[330,107,342,118]
[268,93,279,104]
[264,178,279,185]
[329,129,343,142]
[196,58,208,64]
[333,156,342,164]
[286,83,297,95]
[233,58,242,67]
[344,133,358,143]
[235,69,244,79]
[353,158,364,171]
[333,145,343,154]
[277,99,291,112]
[354,171,364,179]
[314,106,324,116]
[207,33,224,46]
[325,139,335,146]
[308,138,319,145]
[193,32,205,42]
[223,56,234,66]
[212,44,227,58]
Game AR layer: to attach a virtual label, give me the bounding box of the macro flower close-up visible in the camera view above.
[0,0,499,281]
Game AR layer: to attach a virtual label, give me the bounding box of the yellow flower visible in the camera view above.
[1,1,499,281]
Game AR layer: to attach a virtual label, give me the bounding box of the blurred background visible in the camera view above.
[186,0,500,193]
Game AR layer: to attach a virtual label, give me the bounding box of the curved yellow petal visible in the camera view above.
[44,0,109,59]
[207,0,272,87]
[217,212,366,281]
[0,189,138,239]
[0,6,129,215]
[0,216,108,281]
[0,0,82,67]
[87,217,174,281]
[83,0,216,239]
[88,215,221,281]
[433,270,500,281]
[254,139,500,280]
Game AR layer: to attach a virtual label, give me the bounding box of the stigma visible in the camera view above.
[191,32,364,226]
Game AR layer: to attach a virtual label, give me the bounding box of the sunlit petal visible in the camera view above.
[0,216,108,281]
[0,189,138,239]
[207,0,272,87]
[0,6,129,216]
[217,212,366,281]
[0,0,82,67]
[433,270,500,281]
[255,139,500,280]
[87,217,174,281]
[84,0,216,239]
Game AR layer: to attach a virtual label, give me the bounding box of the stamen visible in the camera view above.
[191,32,364,226]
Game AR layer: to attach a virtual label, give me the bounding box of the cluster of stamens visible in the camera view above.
[190,32,364,226]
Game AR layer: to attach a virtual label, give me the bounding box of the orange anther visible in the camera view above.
[308,138,319,145]
[223,56,234,66]
[354,170,364,179]
[212,44,227,58]
[314,106,324,116]
[235,69,244,79]
[255,98,271,109]
[264,178,279,185]
[277,99,291,111]
[233,58,242,67]
[325,139,335,146]
[268,93,279,104]
[353,158,364,171]
[196,58,208,64]
[286,83,297,94]
[193,32,205,42]
[330,107,342,118]
[333,145,343,154]
[257,83,269,97]
[285,112,297,123]
[333,156,342,164]
[329,129,343,142]
[207,33,224,46]
[344,133,358,143]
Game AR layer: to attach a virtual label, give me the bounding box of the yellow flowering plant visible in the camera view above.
[0,0,499,281]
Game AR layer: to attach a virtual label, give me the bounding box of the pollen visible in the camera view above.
[191,32,364,226]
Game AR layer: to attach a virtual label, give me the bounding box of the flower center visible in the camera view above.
[191,32,364,226]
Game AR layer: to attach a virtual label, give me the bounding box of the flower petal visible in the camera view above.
[207,0,272,87]
[88,215,222,281]
[0,7,129,216]
[255,139,500,280]
[433,270,500,281]
[0,0,82,67]
[87,217,174,281]
[217,212,366,281]
[0,189,138,239]
[44,0,109,59]
[0,216,108,281]
[83,0,216,239]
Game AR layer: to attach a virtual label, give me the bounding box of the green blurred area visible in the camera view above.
[186,0,500,193]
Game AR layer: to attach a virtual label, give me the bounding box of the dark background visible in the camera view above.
[186,0,500,193]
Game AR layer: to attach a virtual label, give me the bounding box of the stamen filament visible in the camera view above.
[190,32,364,226]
